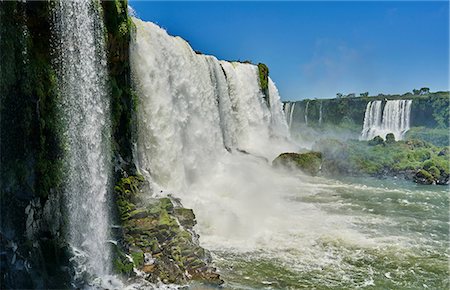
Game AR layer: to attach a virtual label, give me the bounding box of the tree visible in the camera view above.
[336,93,343,99]
[412,89,420,95]
[419,87,430,95]
[360,92,369,97]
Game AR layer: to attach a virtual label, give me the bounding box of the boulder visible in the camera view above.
[273,152,322,176]
[113,175,223,285]
[414,169,435,185]
[385,133,396,144]
[368,135,385,146]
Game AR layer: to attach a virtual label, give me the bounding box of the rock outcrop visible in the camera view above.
[273,152,322,176]
[113,175,223,286]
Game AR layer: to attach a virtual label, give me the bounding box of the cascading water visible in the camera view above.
[131,18,311,245]
[360,99,412,140]
[318,101,323,125]
[53,0,112,280]
[304,100,310,125]
[284,102,296,129]
[127,16,447,290]
[131,18,293,194]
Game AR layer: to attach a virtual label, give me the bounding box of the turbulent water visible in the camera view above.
[129,18,449,289]
[131,18,293,194]
[212,176,449,289]
[361,100,412,140]
[53,0,112,281]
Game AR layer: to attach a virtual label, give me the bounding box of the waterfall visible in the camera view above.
[131,19,293,193]
[131,18,300,255]
[304,100,310,125]
[360,99,412,140]
[268,78,290,138]
[284,102,296,129]
[319,101,323,126]
[53,0,112,279]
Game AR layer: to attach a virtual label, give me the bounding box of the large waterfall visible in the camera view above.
[131,19,292,194]
[131,19,307,251]
[360,99,412,140]
[53,0,112,279]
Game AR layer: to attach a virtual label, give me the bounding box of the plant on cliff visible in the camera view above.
[257,63,270,107]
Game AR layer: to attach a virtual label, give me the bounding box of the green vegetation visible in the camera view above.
[290,91,449,131]
[0,2,69,287]
[316,138,449,185]
[273,152,322,176]
[405,127,449,147]
[257,63,270,107]
[113,175,223,285]
[102,0,137,175]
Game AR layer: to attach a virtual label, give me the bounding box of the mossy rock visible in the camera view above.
[368,135,385,146]
[414,169,436,185]
[385,133,396,144]
[174,208,196,229]
[114,175,222,285]
[427,166,441,179]
[273,152,322,176]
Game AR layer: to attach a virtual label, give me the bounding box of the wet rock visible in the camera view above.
[273,151,322,176]
[174,208,196,229]
[368,135,385,146]
[414,169,435,185]
[385,133,396,144]
[113,175,223,285]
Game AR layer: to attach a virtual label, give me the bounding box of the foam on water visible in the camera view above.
[130,18,449,289]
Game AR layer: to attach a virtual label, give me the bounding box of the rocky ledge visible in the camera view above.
[113,175,223,286]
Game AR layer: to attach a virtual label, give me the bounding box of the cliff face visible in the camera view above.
[286,92,449,130]
[1,1,221,288]
[0,2,69,288]
[0,1,134,287]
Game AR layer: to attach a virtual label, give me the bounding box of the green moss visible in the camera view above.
[368,136,385,146]
[257,63,270,107]
[428,166,441,179]
[273,152,322,176]
[415,169,435,184]
[131,251,144,267]
[101,0,136,175]
[114,255,134,275]
[385,133,396,144]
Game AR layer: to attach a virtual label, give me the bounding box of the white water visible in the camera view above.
[304,100,310,125]
[319,101,323,125]
[284,102,296,129]
[130,18,383,263]
[53,0,112,281]
[360,99,412,140]
[131,19,294,194]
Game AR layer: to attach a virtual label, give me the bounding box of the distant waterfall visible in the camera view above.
[131,19,293,193]
[318,101,323,126]
[304,100,310,125]
[53,0,112,279]
[360,99,412,140]
[284,102,296,129]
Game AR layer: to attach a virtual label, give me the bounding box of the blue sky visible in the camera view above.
[129,1,449,101]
